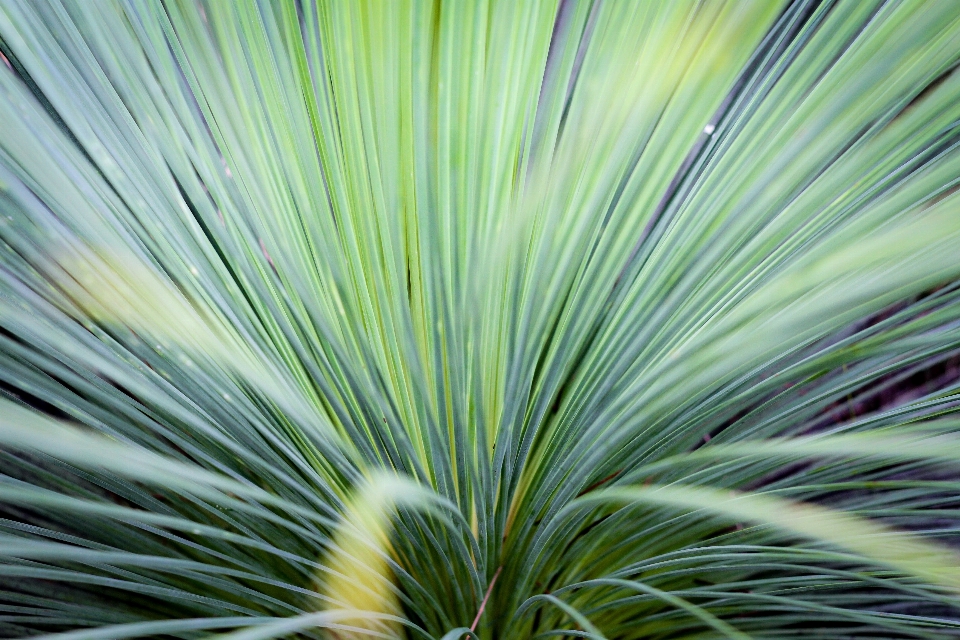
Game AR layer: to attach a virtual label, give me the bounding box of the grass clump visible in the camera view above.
[2,1,960,638]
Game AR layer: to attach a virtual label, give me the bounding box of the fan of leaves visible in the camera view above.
[3,0,960,638]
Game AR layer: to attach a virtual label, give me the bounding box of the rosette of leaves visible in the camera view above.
[3,1,960,638]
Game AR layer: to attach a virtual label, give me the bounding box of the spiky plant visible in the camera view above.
[3,0,960,637]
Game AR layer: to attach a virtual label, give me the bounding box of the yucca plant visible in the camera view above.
[3,0,960,637]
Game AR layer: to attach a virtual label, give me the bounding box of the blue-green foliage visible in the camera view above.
[2,1,960,638]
